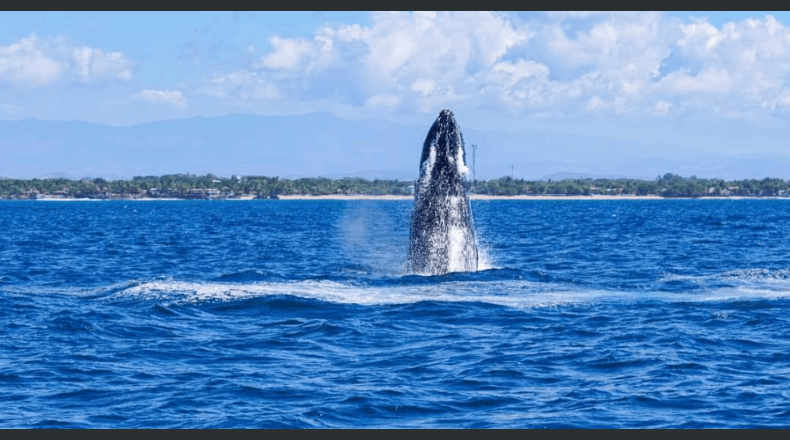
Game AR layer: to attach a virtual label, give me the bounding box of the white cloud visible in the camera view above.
[586,95,608,112]
[206,12,530,109]
[7,12,790,125]
[762,92,790,112]
[657,68,734,95]
[0,35,65,87]
[197,11,790,121]
[544,12,671,100]
[668,15,790,110]
[476,59,553,108]
[529,12,790,117]
[72,46,132,82]
[0,34,132,88]
[131,90,187,108]
[258,35,319,70]
[359,12,529,90]
[585,95,627,114]
[653,100,673,116]
[411,79,436,96]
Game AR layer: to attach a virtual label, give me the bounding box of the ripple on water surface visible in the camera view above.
[1,200,790,427]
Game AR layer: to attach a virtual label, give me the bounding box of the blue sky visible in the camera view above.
[4,11,790,158]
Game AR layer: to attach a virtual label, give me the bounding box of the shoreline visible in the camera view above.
[4,195,790,201]
[276,194,790,200]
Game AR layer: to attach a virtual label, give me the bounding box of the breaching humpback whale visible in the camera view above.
[408,110,479,275]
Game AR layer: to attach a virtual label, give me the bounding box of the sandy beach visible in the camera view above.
[275,194,779,201]
[277,194,663,200]
[14,194,788,201]
[277,194,413,200]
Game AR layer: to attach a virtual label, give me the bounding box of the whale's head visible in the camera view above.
[417,110,469,197]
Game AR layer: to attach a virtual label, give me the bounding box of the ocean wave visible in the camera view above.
[108,277,790,308]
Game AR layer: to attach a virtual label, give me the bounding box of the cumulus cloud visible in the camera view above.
[72,46,132,81]
[0,34,132,88]
[663,16,790,109]
[258,35,319,70]
[201,12,529,106]
[196,11,790,121]
[131,90,187,108]
[357,12,529,87]
[653,100,673,116]
[0,35,64,87]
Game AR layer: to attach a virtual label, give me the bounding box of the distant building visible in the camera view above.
[187,188,205,199]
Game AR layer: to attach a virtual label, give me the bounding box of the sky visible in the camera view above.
[4,11,790,174]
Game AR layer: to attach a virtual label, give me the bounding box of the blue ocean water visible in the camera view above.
[1,199,790,428]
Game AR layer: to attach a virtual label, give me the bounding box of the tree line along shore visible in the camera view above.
[1,173,790,200]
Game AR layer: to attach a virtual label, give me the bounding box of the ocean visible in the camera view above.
[1,199,789,428]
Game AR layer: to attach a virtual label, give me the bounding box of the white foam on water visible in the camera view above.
[694,287,790,302]
[108,278,790,309]
[659,268,790,287]
[115,278,606,308]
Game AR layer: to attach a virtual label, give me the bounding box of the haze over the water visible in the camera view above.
[3,11,790,180]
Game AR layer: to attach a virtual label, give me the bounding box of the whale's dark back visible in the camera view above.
[408,110,478,275]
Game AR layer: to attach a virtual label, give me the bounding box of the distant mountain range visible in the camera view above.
[2,112,790,181]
